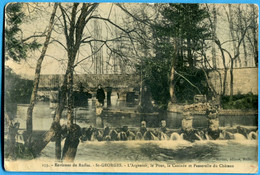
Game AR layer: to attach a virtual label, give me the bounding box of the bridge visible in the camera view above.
[38,74,141,101]
[39,74,140,89]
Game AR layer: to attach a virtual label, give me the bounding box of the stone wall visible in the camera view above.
[208,67,258,95]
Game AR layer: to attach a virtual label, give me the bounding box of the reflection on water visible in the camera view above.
[16,97,258,130]
[166,113,258,129]
[15,95,258,162]
[16,96,141,130]
[40,140,258,162]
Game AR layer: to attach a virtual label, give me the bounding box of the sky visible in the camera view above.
[5,3,258,79]
[5,3,132,78]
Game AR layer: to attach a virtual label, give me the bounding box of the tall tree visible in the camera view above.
[248,4,258,67]
[154,4,210,103]
[158,4,210,68]
[119,3,211,105]
[26,3,58,135]
[58,3,99,161]
[23,3,135,160]
[205,4,257,103]
[4,2,45,160]
[224,5,254,101]
[211,4,217,69]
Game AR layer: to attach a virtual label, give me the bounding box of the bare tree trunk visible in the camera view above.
[187,38,193,68]
[169,64,176,103]
[201,41,219,101]
[222,62,227,97]
[61,63,81,162]
[66,57,76,128]
[226,5,250,101]
[26,3,58,138]
[180,39,184,67]
[227,5,238,68]
[242,34,248,67]
[229,60,234,102]
[237,5,247,67]
[206,4,225,98]
[52,71,68,160]
[252,30,258,67]
[25,3,73,159]
[61,124,81,162]
[59,3,99,161]
[29,122,61,157]
[55,135,62,160]
[227,5,235,101]
[234,35,242,67]
[215,40,227,96]
[251,5,258,67]
[61,54,79,162]
[169,39,177,103]
[211,4,217,68]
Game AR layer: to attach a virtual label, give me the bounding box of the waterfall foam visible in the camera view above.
[233,133,247,140]
[247,131,258,140]
[170,132,183,141]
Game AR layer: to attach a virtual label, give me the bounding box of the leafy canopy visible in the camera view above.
[5,3,41,62]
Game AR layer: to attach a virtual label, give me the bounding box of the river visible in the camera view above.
[14,94,258,163]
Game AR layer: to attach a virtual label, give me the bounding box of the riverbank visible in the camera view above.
[167,103,258,116]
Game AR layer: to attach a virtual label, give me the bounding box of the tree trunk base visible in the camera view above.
[27,122,61,157]
[62,124,81,162]
[55,135,62,160]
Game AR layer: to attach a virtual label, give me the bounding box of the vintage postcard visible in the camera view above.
[3,2,258,173]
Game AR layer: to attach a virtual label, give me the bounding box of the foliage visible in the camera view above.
[174,68,208,103]
[5,67,33,116]
[4,141,34,160]
[5,3,41,61]
[221,93,258,110]
[138,4,211,107]
[138,56,171,109]
[156,3,211,68]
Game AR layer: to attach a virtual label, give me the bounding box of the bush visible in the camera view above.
[5,67,33,117]
[221,93,258,110]
[4,141,34,160]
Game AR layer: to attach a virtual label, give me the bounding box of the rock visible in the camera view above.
[208,118,219,131]
[181,129,200,142]
[181,114,193,131]
[194,95,207,103]
[96,117,103,128]
[207,129,221,140]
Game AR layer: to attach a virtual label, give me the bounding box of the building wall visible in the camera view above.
[208,67,258,95]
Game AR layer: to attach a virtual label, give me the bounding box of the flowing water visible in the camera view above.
[39,139,257,163]
[14,95,258,163]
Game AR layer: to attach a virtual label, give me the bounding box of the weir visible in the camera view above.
[6,92,258,163]
[14,125,258,146]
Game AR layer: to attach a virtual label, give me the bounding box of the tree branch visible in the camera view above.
[59,4,69,45]
[175,70,202,94]
[22,34,46,42]
[90,16,134,34]
[73,42,105,68]
[50,37,68,51]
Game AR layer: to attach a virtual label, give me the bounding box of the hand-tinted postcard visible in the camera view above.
[4,2,258,173]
